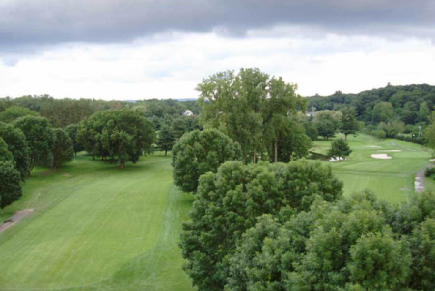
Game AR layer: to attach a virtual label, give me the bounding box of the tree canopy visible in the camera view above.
[0,161,22,214]
[172,129,242,193]
[0,122,30,179]
[13,116,54,173]
[180,160,342,291]
[0,106,40,123]
[156,125,176,156]
[51,128,74,169]
[197,68,306,163]
[77,110,155,168]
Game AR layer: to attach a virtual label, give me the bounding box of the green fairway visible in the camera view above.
[0,155,194,291]
[312,134,433,203]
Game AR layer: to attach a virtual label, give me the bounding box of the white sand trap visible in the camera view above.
[330,157,345,162]
[378,150,402,152]
[430,159,435,162]
[371,154,392,160]
[363,145,382,148]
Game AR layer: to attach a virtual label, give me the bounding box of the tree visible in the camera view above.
[0,137,13,162]
[0,106,40,123]
[417,101,430,124]
[302,120,318,140]
[156,125,175,156]
[378,120,405,138]
[0,161,22,214]
[180,160,342,291]
[372,102,394,123]
[272,121,312,162]
[314,111,341,140]
[77,110,155,168]
[329,138,352,161]
[425,122,435,151]
[197,68,306,163]
[172,129,242,193]
[65,124,84,156]
[0,122,30,179]
[51,128,74,169]
[341,107,359,140]
[14,116,55,173]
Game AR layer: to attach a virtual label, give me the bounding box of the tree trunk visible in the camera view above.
[253,149,257,164]
[344,134,348,141]
[274,142,278,163]
[121,162,125,169]
[165,150,167,156]
[92,155,95,161]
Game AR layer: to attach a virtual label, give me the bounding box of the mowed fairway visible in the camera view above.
[312,134,433,203]
[0,155,195,291]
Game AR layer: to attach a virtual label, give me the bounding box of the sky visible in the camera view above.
[0,0,435,100]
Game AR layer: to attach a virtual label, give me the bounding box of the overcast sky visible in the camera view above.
[1,0,435,100]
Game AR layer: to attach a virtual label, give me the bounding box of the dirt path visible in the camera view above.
[0,209,34,234]
[415,164,435,193]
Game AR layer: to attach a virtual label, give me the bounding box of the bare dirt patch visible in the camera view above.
[371,154,392,160]
[0,209,34,234]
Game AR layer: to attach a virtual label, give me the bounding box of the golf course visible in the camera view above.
[0,133,433,290]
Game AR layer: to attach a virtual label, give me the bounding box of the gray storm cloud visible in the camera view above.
[0,0,434,49]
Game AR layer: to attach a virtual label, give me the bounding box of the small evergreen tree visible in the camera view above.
[328,138,352,161]
[157,126,175,156]
[0,161,22,214]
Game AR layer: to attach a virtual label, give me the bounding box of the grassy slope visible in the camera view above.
[312,134,433,203]
[0,155,194,291]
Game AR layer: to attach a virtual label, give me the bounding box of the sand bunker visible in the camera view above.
[330,157,345,162]
[378,150,402,152]
[371,154,392,160]
[0,209,34,234]
[430,159,435,162]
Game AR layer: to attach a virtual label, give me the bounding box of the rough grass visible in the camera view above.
[0,154,195,291]
[312,134,433,203]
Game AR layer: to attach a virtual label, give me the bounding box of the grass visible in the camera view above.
[0,154,195,291]
[312,133,433,203]
[0,133,433,290]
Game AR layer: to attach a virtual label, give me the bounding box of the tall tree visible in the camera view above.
[314,111,341,140]
[14,116,55,173]
[341,107,359,140]
[157,125,175,156]
[65,124,84,156]
[51,128,74,170]
[372,102,394,123]
[0,161,22,214]
[0,122,30,179]
[197,68,305,163]
[0,137,13,162]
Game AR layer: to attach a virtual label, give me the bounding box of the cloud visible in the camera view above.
[0,0,434,51]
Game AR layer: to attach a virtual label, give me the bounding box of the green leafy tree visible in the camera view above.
[417,102,430,124]
[78,110,155,168]
[51,128,74,169]
[314,111,341,140]
[172,129,242,193]
[372,102,394,123]
[0,161,22,214]
[272,121,312,162]
[14,116,54,173]
[157,125,175,156]
[302,120,318,140]
[0,122,30,179]
[180,160,342,291]
[65,124,84,156]
[328,138,352,161]
[0,137,13,162]
[0,106,40,123]
[378,120,405,138]
[341,107,359,140]
[197,68,305,163]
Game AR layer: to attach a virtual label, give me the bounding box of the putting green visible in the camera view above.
[0,155,195,291]
[312,134,433,203]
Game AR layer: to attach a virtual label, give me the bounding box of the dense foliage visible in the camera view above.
[172,129,242,193]
[0,106,40,123]
[222,190,435,291]
[0,122,30,179]
[77,110,155,168]
[0,137,13,162]
[14,116,55,173]
[180,160,342,291]
[51,128,74,169]
[197,68,307,163]
[65,124,84,156]
[0,161,22,214]
[156,125,176,156]
[329,138,352,161]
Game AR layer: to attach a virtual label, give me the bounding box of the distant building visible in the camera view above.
[183,110,194,116]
